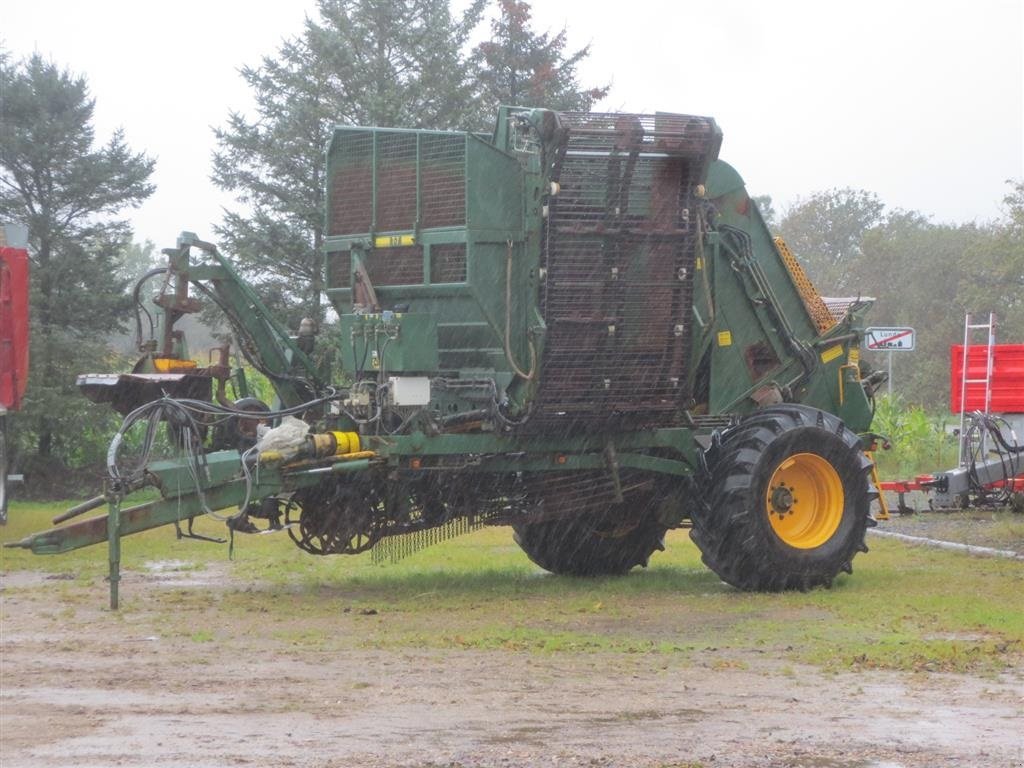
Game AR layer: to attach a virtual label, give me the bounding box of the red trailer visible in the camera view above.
[951,344,1024,414]
[877,336,1024,513]
[1,223,30,522]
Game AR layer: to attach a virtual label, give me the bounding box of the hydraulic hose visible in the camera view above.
[504,240,537,382]
[132,267,168,351]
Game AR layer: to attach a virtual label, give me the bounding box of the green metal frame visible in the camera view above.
[175,233,325,408]
[7,424,702,608]
[689,162,874,432]
[323,117,540,413]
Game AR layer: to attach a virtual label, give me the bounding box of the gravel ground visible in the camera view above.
[875,495,1024,554]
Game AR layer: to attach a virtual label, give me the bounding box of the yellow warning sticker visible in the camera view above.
[820,344,844,364]
[695,256,704,270]
[717,330,732,347]
[374,234,416,248]
[847,347,860,364]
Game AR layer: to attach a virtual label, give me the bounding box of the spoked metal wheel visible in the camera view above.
[287,481,387,556]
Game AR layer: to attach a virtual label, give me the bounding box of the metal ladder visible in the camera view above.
[958,312,996,466]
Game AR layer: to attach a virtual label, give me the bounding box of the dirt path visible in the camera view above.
[2,570,1022,768]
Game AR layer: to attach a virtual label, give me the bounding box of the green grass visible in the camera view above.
[992,513,1024,543]
[2,500,1022,673]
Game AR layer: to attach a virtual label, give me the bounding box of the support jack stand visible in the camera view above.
[174,517,226,544]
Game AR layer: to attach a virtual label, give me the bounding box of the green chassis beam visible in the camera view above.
[9,427,701,554]
[6,427,703,608]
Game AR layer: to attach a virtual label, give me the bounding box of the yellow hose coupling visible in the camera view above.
[299,431,364,460]
[331,431,361,456]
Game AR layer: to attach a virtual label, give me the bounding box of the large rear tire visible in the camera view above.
[690,404,873,591]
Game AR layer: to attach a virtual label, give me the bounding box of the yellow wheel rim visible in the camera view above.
[765,452,844,549]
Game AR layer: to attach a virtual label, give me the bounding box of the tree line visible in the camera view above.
[771,185,1023,406]
[1,0,1021,480]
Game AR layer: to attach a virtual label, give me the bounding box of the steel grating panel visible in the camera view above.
[555,112,718,156]
[524,111,718,433]
[430,243,467,283]
[368,245,424,286]
[329,132,373,235]
[421,134,466,228]
[376,132,418,232]
[329,130,466,237]
[327,243,465,290]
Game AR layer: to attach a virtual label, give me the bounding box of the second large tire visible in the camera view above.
[690,404,873,591]
[513,511,666,576]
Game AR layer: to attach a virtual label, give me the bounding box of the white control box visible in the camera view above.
[387,376,431,406]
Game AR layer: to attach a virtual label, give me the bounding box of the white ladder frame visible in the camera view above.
[958,312,996,466]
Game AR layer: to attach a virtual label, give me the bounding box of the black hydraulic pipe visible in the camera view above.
[52,495,106,525]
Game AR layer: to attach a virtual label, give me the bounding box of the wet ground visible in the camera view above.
[3,507,1024,767]
[2,565,1022,768]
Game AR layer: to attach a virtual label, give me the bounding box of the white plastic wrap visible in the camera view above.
[255,415,309,455]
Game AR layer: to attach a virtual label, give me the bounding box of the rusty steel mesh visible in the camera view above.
[328,244,465,289]
[328,130,466,237]
[525,111,719,434]
[365,245,424,286]
[420,134,465,229]
[328,132,374,236]
[375,132,417,232]
[430,243,467,283]
[327,250,351,288]
[327,130,468,291]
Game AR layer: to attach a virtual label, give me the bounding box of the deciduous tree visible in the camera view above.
[778,188,885,294]
[778,183,1024,408]
[958,181,1024,339]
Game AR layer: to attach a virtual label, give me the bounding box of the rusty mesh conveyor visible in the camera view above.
[527,112,720,433]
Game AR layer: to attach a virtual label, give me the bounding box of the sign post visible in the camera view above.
[864,327,916,398]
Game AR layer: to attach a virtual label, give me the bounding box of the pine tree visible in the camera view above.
[472,0,608,116]
[211,0,486,324]
[0,54,154,466]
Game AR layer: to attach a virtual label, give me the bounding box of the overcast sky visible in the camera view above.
[3,0,1022,249]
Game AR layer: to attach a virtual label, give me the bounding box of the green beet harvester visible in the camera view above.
[8,108,886,607]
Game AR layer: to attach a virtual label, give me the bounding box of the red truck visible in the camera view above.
[1,223,30,522]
